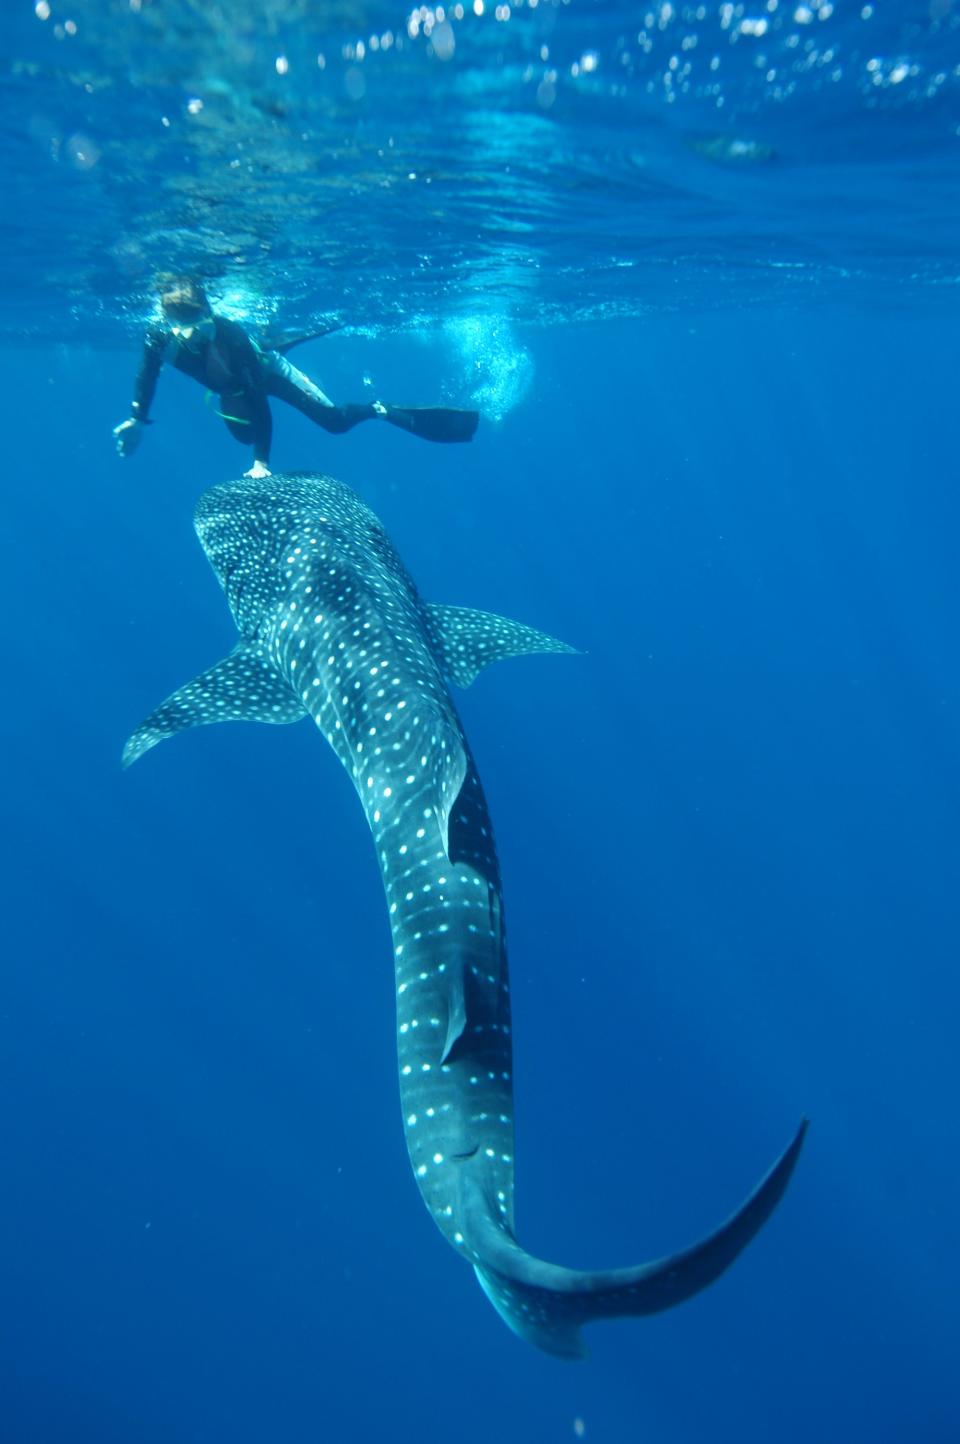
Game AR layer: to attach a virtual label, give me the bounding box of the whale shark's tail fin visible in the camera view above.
[469,1119,807,1359]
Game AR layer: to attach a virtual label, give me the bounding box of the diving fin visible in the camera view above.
[381,405,479,444]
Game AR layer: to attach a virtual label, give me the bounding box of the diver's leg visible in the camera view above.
[262,350,479,444]
[262,350,378,435]
[222,413,251,445]
[220,390,272,475]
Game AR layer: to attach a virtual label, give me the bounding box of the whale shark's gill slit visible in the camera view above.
[452,1146,480,1162]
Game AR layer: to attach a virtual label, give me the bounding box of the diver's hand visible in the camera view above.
[372,399,388,416]
[113,417,143,457]
[243,461,272,479]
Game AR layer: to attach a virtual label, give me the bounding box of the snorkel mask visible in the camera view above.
[160,279,214,347]
[167,311,214,346]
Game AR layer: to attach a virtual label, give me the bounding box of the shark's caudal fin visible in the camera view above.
[426,603,578,688]
[468,1119,808,1359]
[122,643,305,768]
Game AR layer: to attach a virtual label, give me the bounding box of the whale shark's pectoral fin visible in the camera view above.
[426,603,578,688]
[122,643,305,768]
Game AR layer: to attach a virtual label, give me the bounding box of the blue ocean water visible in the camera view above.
[3,2,959,1441]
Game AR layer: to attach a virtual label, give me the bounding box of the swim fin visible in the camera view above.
[381,405,479,444]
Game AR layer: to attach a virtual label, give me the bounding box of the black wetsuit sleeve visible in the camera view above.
[131,326,167,422]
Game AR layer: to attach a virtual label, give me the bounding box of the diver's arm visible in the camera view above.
[114,326,165,456]
[130,325,166,423]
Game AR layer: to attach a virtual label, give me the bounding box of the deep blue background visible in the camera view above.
[2,312,958,1442]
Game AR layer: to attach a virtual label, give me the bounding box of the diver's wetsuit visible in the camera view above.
[131,317,377,465]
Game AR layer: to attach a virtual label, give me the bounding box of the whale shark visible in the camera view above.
[124,472,806,1358]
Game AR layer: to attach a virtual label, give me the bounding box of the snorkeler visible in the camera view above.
[113,279,478,478]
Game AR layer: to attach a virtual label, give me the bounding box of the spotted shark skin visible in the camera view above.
[124,472,806,1358]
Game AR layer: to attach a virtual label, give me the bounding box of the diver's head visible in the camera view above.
[160,278,214,345]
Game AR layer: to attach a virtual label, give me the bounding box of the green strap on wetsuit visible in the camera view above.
[204,390,251,425]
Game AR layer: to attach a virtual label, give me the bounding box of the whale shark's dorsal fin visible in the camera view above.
[122,643,305,768]
[425,603,577,689]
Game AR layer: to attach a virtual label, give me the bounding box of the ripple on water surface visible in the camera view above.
[4,0,960,341]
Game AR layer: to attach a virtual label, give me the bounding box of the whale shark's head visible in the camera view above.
[194,474,396,639]
[194,479,302,636]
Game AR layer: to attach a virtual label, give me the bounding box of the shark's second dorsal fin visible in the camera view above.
[440,960,467,1065]
[122,643,305,768]
[425,603,577,689]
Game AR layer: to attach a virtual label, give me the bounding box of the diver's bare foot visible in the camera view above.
[244,461,272,479]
